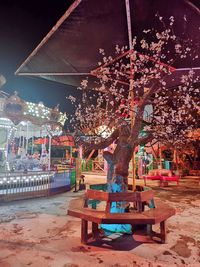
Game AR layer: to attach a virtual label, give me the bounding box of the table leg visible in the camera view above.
[92,222,99,239]
[160,221,166,243]
[81,219,88,244]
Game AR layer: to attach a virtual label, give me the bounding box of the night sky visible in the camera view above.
[0,0,75,113]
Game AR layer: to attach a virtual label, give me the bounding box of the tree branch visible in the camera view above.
[136,133,154,146]
[128,80,160,147]
[77,128,119,152]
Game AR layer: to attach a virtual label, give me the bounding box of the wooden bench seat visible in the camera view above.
[67,189,175,244]
[143,169,179,186]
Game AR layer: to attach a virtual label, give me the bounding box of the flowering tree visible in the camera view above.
[68,16,200,192]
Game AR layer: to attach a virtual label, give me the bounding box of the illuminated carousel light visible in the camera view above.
[0,118,10,122]
[1,94,67,177]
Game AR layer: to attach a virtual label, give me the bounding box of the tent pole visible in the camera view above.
[125,0,133,49]
[31,136,34,155]
[15,0,82,75]
[159,143,162,169]
[22,129,25,154]
[19,126,21,147]
[125,0,136,190]
[5,127,9,171]
[25,122,29,155]
[48,135,52,171]
[150,143,159,166]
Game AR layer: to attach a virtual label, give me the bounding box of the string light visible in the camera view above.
[0,173,54,185]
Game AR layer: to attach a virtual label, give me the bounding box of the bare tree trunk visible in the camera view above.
[103,145,133,192]
[103,151,115,192]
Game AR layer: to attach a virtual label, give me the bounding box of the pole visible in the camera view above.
[85,149,95,164]
[31,136,34,155]
[19,126,21,148]
[25,122,29,154]
[159,143,162,169]
[74,155,81,192]
[175,149,179,174]
[48,135,52,171]
[151,143,159,166]
[22,127,25,154]
[5,127,9,171]
[125,0,136,190]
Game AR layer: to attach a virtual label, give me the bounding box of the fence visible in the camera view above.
[81,159,93,171]
[0,168,76,202]
[50,168,76,195]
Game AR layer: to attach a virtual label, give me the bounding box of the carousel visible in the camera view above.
[0,90,67,199]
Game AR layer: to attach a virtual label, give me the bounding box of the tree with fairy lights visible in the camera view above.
[68,15,200,192]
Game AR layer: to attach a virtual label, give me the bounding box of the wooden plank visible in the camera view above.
[86,189,109,201]
[68,197,175,229]
[136,190,154,202]
[142,203,175,223]
[86,189,154,204]
[68,209,104,224]
[108,192,138,202]
[101,214,155,224]
[86,189,141,202]
[68,207,156,224]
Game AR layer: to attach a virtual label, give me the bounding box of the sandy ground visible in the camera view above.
[0,172,200,267]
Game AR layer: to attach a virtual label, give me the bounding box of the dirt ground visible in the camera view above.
[0,172,200,267]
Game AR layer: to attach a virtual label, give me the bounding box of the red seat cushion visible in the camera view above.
[161,176,179,181]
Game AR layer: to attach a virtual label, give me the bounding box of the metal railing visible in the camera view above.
[49,168,76,195]
[0,168,76,202]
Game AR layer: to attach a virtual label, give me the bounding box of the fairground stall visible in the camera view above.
[0,91,75,201]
